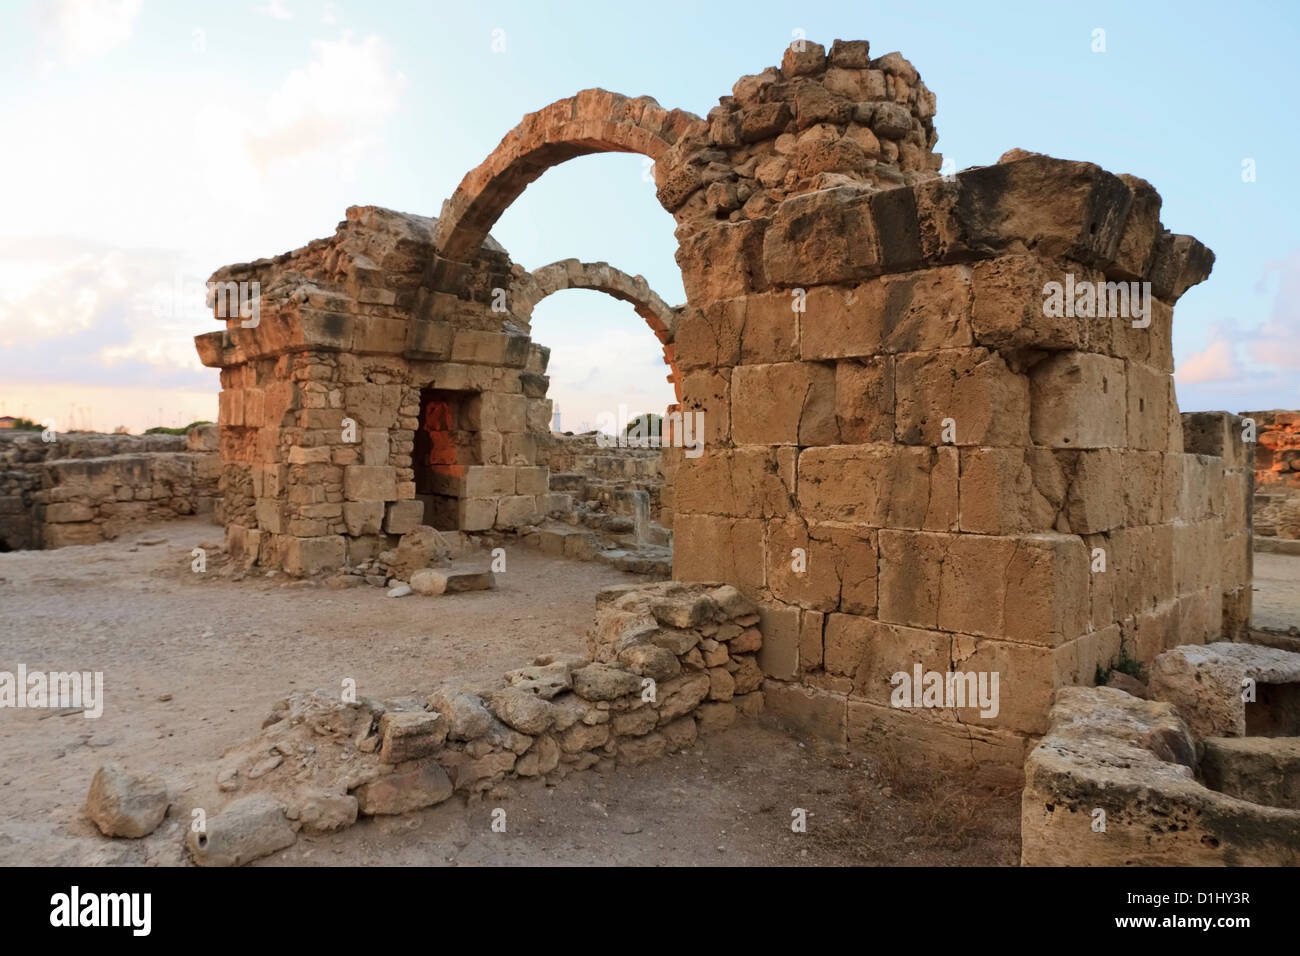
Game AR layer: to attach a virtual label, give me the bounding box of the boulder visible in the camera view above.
[85,765,169,839]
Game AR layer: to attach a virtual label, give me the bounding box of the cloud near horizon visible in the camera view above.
[1177,251,1300,393]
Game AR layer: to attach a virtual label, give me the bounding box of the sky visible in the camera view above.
[0,0,1296,433]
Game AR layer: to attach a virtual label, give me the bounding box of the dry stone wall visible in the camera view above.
[86,582,765,865]
[0,428,220,550]
[1245,410,1300,541]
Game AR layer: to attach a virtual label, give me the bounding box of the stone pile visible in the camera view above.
[86,582,764,865]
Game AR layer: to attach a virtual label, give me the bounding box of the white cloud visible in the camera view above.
[255,0,294,20]
[0,239,127,347]
[0,237,213,375]
[1247,251,1300,370]
[244,32,406,176]
[1179,250,1300,390]
[1178,336,1242,385]
[40,0,142,63]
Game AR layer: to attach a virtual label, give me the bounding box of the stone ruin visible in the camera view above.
[0,427,220,551]
[193,37,1255,783]
[85,582,766,865]
[1247,410,1300,549]
[1023,641,1300,865]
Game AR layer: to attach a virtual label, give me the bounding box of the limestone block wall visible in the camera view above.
[0,429,219,550]
[1182,411,1254,639]
[1244,410,1300,539]
[199,208,561,575]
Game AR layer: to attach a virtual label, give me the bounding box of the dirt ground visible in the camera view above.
[2,519,1294,866]
[1252,552,1300,632]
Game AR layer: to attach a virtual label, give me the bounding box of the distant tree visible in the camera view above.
[144,420,212,436]
[113,425,131,434]
[5,417,41,431]
[625,412,662,437]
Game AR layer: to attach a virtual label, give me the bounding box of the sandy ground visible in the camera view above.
[1252,552,1300,632]
[2,520,1294,866]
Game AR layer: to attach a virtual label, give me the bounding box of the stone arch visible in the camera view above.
[431,90,704,263]
[512,258,683,400]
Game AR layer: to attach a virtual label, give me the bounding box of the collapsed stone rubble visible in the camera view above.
[85,582,763,865]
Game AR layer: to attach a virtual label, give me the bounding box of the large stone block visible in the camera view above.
[457,498,497,532]
[463,465,515,497]
[731,361,837,446]
[1126,362,1172,451]
[495,494,540,529]
[343,465,397,502]
[672,514,765,592]
[878,530,1089,645]
[679,368,731,447]
[342,500,384,536]
[917,155,1135,270]
[283,535,346,576]
[970,256,1085,351]
[894,348,1029,446]
[766,519,878,613]
[676,219,768,302]
[798,443,957,530]
[763,186,880,287]
[834,357,894,443]
[674,446,795,517]
[384,499,425,534]
[1029,352,1127,448]
[763,681,846,743]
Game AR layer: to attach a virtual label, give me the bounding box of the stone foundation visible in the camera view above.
[1022,641,1300,866]
[87,582,765,865]
[0,427,220,550]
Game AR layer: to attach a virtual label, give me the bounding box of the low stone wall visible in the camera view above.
[0,427,220,550]
[84,582,765,865]
[1244,410,1300,541]
[538,431,667,521]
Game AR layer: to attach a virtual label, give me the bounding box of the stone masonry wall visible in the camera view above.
[1244,410,1300,540]
[0,428,220,550]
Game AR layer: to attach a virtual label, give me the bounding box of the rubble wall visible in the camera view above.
[1244,410,1300,541]
[0,428,220,550]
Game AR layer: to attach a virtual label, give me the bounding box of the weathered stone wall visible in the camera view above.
[1182,411,1254,639]
[538,431,666,521]
[0,429,220,550]
[199,209,565,575]
[1244,410,1300,540]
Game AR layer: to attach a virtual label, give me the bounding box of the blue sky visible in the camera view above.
[0,0,1295,431]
